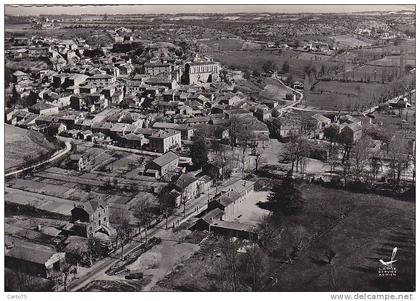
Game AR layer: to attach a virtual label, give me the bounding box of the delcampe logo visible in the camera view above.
[378,247,398,277]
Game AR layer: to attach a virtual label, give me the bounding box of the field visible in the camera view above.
[155,184,415,291]
[6,60,50,73]
[332,35,372,48]
[211,50,336,80]
[201,38,263,51]
[306,80,389,110]
[5,125,57,171]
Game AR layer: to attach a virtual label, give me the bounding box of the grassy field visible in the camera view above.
[307,80,388,110]
[332,35,372,48]
[6,60,50,73]
[5,125,57,171]
[201,38,263,51]
[156,184,414,291]
[212,50,336,80]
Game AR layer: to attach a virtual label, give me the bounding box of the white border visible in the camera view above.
[0,1,417,301]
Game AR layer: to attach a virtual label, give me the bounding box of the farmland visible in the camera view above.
[212,50,335,80]
[200,38,263,51]
[5,125,57,171]
[332,35,372,48]
[305,80,390,111]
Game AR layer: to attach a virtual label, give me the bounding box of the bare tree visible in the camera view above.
[280,134,310,175]
[113,209,131,260]
[350,136,372,181]
[133,197,154,242]
[388,135,411,189]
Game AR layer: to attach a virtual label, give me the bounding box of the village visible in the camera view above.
[4,8,416,293]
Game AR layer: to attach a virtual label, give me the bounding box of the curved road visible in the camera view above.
[5,140,72,177]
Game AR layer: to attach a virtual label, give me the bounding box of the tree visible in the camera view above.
[280,135,310,175]
[157,186,175,230]
[229,116,249,147]
[238,245,269,291]
[327,144,340,175]
[281,60,290,74]
[218,237,242,291]
[190,137,209,168]
[370,156,382,181]
[133,197,154,242]
[267,174,304,216]
[304,118,318,139]
[262,60,277,74]
[113,209,131,260]
[87,237,104,266]
[350,136,372,181]
[388,135,411,189]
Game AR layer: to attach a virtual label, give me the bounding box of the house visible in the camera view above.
[152,122,194,140]
[254,106,272,121]
[203,161,224,180]
[68,153,92,171]
[173,173,199,206]
[145,151,179,177]
[5,239,66,279]
[70,200,115,239]
[149,129,182,153]
[5,108,15,123]
[268,117,301,139]
[46,122,67,136]
[120,133,148,149]
[28,102,59,116]
[193,208,224,231]
[144,62,174,76]
[207,190,241,220]
[12,70,30,83]
[77,130,93,141]
[339,123,363,144]
[311,113,331,130]
[197,175,212,194]
[86,74,116,88]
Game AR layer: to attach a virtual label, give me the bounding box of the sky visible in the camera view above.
[4,4,415,16]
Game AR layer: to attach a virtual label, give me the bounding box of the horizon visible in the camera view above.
[5,4,415,16]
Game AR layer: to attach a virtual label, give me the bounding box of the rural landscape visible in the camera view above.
[3,4,415,293]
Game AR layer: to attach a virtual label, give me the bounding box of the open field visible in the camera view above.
[212,50,336,80]
[201,38,263,51]
[270,184,415,292]
[307,80,388,110]
[156,184,414,291]
[6,59,50,73]
[5,125,57,171]
[332,35,372,48]
[369,56,416,68]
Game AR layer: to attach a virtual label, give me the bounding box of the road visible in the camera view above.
[5,140,72,177]
[66,177,244,291]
